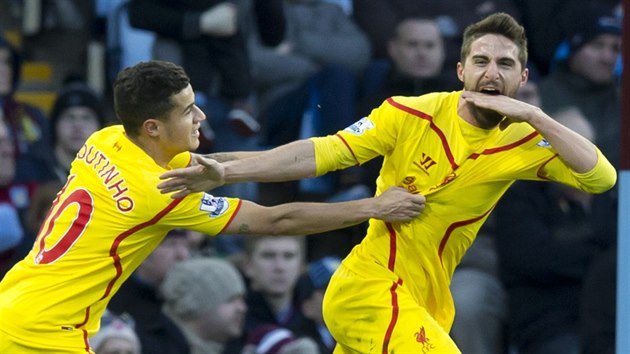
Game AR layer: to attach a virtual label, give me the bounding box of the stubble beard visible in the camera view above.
[471,105,504,129]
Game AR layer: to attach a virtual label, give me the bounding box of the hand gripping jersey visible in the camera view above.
[312,91,616,331]
[0,125,241,351]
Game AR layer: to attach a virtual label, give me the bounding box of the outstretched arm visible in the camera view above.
[159,139,316,198]
[222,139,317,182]
[461,91,597,173]
[221,187,426,236]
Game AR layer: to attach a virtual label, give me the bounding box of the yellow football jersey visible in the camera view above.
[313,91,616,331]
[0,125,240,350]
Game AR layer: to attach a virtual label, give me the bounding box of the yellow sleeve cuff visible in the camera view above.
[310,135,359,177]
[572,148,617,193]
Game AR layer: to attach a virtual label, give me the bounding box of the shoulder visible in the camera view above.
[83,125,124,146]
[384,91,460,119]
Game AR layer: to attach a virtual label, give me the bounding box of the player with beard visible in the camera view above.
[157,13,616,353]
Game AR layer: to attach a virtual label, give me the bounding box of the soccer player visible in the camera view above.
[0,60,426,354]
[157,13,617,353]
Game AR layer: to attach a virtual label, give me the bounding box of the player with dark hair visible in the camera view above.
[158,13,616,353]
[0,60,425,354]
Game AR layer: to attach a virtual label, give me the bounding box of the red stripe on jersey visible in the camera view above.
[438,206,495,262]
[468,131,540,159]
[75,306,90,327]
[218,199,243,233]
[75,308,91,352]
[82,327,90,352]
[382,278,403,354]
[335,133,361,165]
[387,98,459,170]
[100,198,184,301]
[536,154,559,180]
[386,222,397,271]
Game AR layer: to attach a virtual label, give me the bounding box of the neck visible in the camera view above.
[265,293,293,323]
[265,291,293,320]
[127,134,172,168]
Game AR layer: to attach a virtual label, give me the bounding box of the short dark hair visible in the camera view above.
[461,13,528,70]
[113,60,190,137]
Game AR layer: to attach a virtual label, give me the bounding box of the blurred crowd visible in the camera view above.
[0,0,622,353]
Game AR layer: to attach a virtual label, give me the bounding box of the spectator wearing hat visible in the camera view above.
[293,256,341,354]
[539,2,621,168]
[90,310,141,354]
[109,229,194,354]
[43,81,107,182]
[242,324,320,354]
[160,257,248,354]
[25,81,106,232]
[19,81,107,266]
[0,35,51,185]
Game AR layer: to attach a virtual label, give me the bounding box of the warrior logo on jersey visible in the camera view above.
[199,193,229,217]
[536,139,552,148]
[344,117,375,135]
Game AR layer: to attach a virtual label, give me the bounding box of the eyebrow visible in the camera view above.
[182,102,195,114]
[471,54,489,60]
[471,54,516,64]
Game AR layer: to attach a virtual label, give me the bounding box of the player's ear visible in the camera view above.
[456,62,464,82]
[143,119,160,137]
[520,68,529,87]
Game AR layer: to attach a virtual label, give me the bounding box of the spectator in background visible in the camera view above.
[250,0,371,204]
[539,3,621,167]
[15,81,107,269]
[194,0,287,259]
[109,229,194,354]
[224,236,307,352]
[359,17,458,113]
[242,324,320,354]
[41,81,107,182]
[293,256,341,354]
[495,106,616,354]
[90,310,142,354]
[511,0,620,76]
[0,35,51,184]
[0,119,30,277]
[257,0,370,147]
[26,81,106,232]
[160,257,247,354]
[243,236,306,329]
[128,0,285,142]
[358,17,460,192]
[352,0,521,68]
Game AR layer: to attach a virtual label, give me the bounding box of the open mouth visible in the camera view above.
[480,88,501,95]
